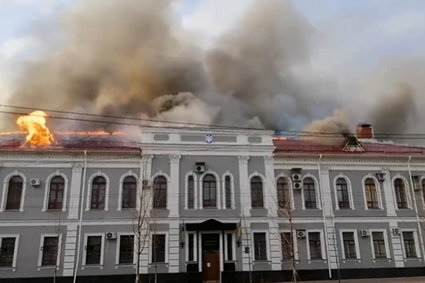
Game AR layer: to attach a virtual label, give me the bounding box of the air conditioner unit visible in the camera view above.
[360,230,370,237]
[105,232,117,240]
[30,178,41,187]
[376,172,385,182]
[292,174,302,182]
[293,181,302,190]
[296,229,306,239]
[194,162,205,174]
[392,228,400,235]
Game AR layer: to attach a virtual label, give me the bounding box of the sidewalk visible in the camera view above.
[303,277,425,283]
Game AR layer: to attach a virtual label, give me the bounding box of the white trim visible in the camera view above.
[1,171,27,212]
[392,175,412,209]
[306,230,326,260]
[251,230,270,261]
[370,229,391,260]
[149,232,169,264]
[339,229,360,260]
[42,171,69,212]
[115,233,136,265]
[199,170,220,209]
[82,233,105,266]
[0,234,19,269]
[275,174,294,210]
[222,172,235,209]
[185,232,197,262]
[301,174,321,210]
[248,172,266,209]
[184,172,197,210]
[361,174,384,210]
[37,233,62,268]
[86,171,110,211]
[117,171,139,211]
[151,171,170,209]
[198,231,224,275]
[333,174,354,210]
[279,229,299,261]
[401,229,421,259]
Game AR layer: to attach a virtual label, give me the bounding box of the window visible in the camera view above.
[253,232,267,261]
[187,233,195,262]
[41,236,59,266]
[251,177,264,208]
[119,235,134,264]
[365,178,379,209]
[5,176,23,210]
[303,178,317,209]
[85,236,102,265]
[122,176,137,209]
[187,175,194,209]
[394,178,408,209]
[277,177,291,209]
[226,233,233,261]
[336,178,350,209]
[90,176,106,210]
[153,176,167,209]
[0,237,16,267]
[225,176,232,209]
[48,176,64,210]
[203,174,217,208]
[402,232,417,258]
[281,232,294,260]
[342,232,357,259]
[308,232,322,259]
[422,179,425,204]
[372,232,387,258]
[152,234,166,263]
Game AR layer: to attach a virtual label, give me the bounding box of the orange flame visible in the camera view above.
[16,111,54,146]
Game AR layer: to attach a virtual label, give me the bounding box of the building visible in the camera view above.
[1,125,425,282]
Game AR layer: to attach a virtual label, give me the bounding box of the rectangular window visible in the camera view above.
[152,234,166,263]
[188,233,195,262]
[253,233,267,261]
[403,232,417,258]
[308,232,322,259]
[0,237,16,267]
[226,233,233,261]
[119,235,134,264]
[225,176,232,209]
[342,232,357,259]
[41,236,59,266]
[187,176,194,209]
[85,236,102,265]
[372,232,387,258]
[281,232,293,260]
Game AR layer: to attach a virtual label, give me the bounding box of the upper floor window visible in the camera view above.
[394,178,408,209]
[48,176,64,210]
[224,175,232,209]
[203,174,217,208]
[303,178,317,209]
[251,176,264,208]
[122,176,137,209]
[277,177,291,209]
[336,178,350,209]
[5,176,24,211]
[187,175,195,209]
[91,176,106,210]
[153,176,167,209]
[364,178,379,209]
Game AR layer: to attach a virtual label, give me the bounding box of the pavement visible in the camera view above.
[301,277,425,283]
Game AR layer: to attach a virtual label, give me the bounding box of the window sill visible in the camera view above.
[114,264,135,269]
[82,265,104,270]
[404,258,422,262]
[0,267,15,271]
[308,259,327,264]
[37,266,59,271]
[253,260,270,263]
[373,258,391,262]
[342,258,361,263]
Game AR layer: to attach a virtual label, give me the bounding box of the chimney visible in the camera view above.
[356,123,373,139]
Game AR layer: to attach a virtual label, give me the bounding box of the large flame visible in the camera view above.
[16,111,54,146]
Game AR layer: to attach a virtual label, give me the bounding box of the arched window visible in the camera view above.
[394,178,408,209]
[122,176,137,209]
[91,176,106,210]
[422,179,425,204]
[251,176,264,208]
[5,176,23,210]
[336,178,350,209]
[303,177,317,209]
[277,177,290,209]
[364,178,379,209]
[48,176,65,210]
[153,176,167,209]
[224,175,232,209]
[187,175,194,209]
[203,174,217,208]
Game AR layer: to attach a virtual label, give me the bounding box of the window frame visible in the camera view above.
[43,172,68,212]
[185,232,197,262]
[1,172,26,212]
[222,172,235,210]
[86,172,110,211]
[370,229,390,260]
[339,229,360,260]
[185,172,197,209]
[115,233,135,265]
[118,171,139,211]
[306,230,326,260]
[0,234,19,269]
[82,233,105,266]
[250,174,265,209]
[251,231,270,261]
[149,233,168,264]
[401,230,420,259]
[276,175,294,210]
[301,175,321,210]
[279,230,298,261]
[199,171,220,209]
[224,232,236,262]
[362,175,383,210]
[152,175,168,209]
[333,174,354,210]
[392,176,411,210]
[37,233,61,268]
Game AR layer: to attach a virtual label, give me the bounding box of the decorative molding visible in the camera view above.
[238,155,250,162]
[169,154,181,162]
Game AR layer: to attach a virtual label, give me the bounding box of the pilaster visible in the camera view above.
[238,156,250,216]
[169,154,181,217]
[68,164,83,219]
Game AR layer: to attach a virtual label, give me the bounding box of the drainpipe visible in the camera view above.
[317,154,332,278]
[407,156,425,260]
[73,150,88,283]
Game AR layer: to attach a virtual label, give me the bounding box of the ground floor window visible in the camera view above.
[253,232,267,261]
[85,235,102,265]
[119,235,134,264]
[0,237,16,267]
[152,234,166,263]
[41,236,59,266]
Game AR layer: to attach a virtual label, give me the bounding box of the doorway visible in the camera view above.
[202,233,220,283]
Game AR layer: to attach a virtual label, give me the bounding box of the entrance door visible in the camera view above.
[202,234,220,283]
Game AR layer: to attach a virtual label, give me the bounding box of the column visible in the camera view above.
[169,154,181,218]
[168,221,180,273]
[381,168,396,217]
[68,163,83,220]
[264,155,277,217]
[238,156,250,216]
